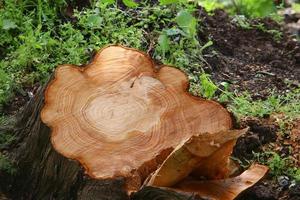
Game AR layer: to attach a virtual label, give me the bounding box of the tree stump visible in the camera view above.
[0,46,268,200]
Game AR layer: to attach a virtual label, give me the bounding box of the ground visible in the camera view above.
[0,1,299,199]
[198,9,300,199]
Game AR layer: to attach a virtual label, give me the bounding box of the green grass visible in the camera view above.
[254,151,300,181]
[226,89,300,181]
[0,0,286,109]
[0,0,217,109]
[198,0,281,20]
[0,0,287,109]
[226,88,300,123]
[0,1,145,107]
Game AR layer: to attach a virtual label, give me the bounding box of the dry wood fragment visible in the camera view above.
[174,164,269,200]
[147,129,248,187]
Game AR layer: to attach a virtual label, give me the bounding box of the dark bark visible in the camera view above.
[1,86,128,200]
[131,186,206,200]
[0,85,198,200]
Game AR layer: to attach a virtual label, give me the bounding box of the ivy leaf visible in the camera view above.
[159,0,180,5]
[165,28,181,36]
[200,40,213,54]
[158,33,170,53]
[87,15,102,28]
[220,82,230,90]
[175,10,197,38]
[237,0,276,18]
[103,0,115,3]
[2,19,17,30]
[122,0,138,8]
[96,0,115,7]
[199,73,217,99]
[157,33,170,60]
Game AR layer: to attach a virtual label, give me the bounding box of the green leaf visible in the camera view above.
[165,28,181,36]
[220,82,230,90]
[175,10,197,37]
[292,3,300,13]
[236,0,276,18]
[157,33,170,59]
[198,0,223,12]
[2,19,17,30]
[100,0,115,4]
[122,0,138,8]
[159,0,179,5]
[199,73,217,99]
[158,33,170,52]
[87,15,102,28]
[200,40,213,54]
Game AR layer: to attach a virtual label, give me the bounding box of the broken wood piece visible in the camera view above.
[174,164,269,200]
[147,129,248,187]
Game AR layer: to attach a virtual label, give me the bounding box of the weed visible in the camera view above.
[234,0,277,18]
[231,17,283,42]
[198,73,218,99]
[99,0,138,8]
[197,0,224,13]
[254,151,300,181]
[231,15,252,29]
[252,23,282,41]
[197,0,282,20]
[292,3,300,13]
[227,88,300,122]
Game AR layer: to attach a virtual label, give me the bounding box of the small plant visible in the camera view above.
[234,0,276,18]
[252,23,282,41]
[197,0,224,13]
[98,0,138,8]
[154,7,218,99]
[291,3,300,13]
[231,15,252,29]
[195,0,280,19]
[227,88,300,121]
[254,151,300,181]
[199,73,218,99]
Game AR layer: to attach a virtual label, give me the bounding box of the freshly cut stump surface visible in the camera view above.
[41,45,232,189]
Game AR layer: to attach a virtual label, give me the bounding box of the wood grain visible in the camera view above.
[41,45,232,190]
[147,129,248,187]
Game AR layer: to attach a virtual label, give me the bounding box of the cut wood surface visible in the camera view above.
[41,45,232,189]
[0,45,270,200]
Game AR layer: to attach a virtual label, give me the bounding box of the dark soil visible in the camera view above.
[233,117,299,200]
[233,117,278,161]
[195,9,300,199]
[198,9,300,99]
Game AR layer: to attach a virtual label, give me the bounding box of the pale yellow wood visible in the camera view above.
[175,164,269,200]
[41,45,232,190]
[147,129,248,187]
